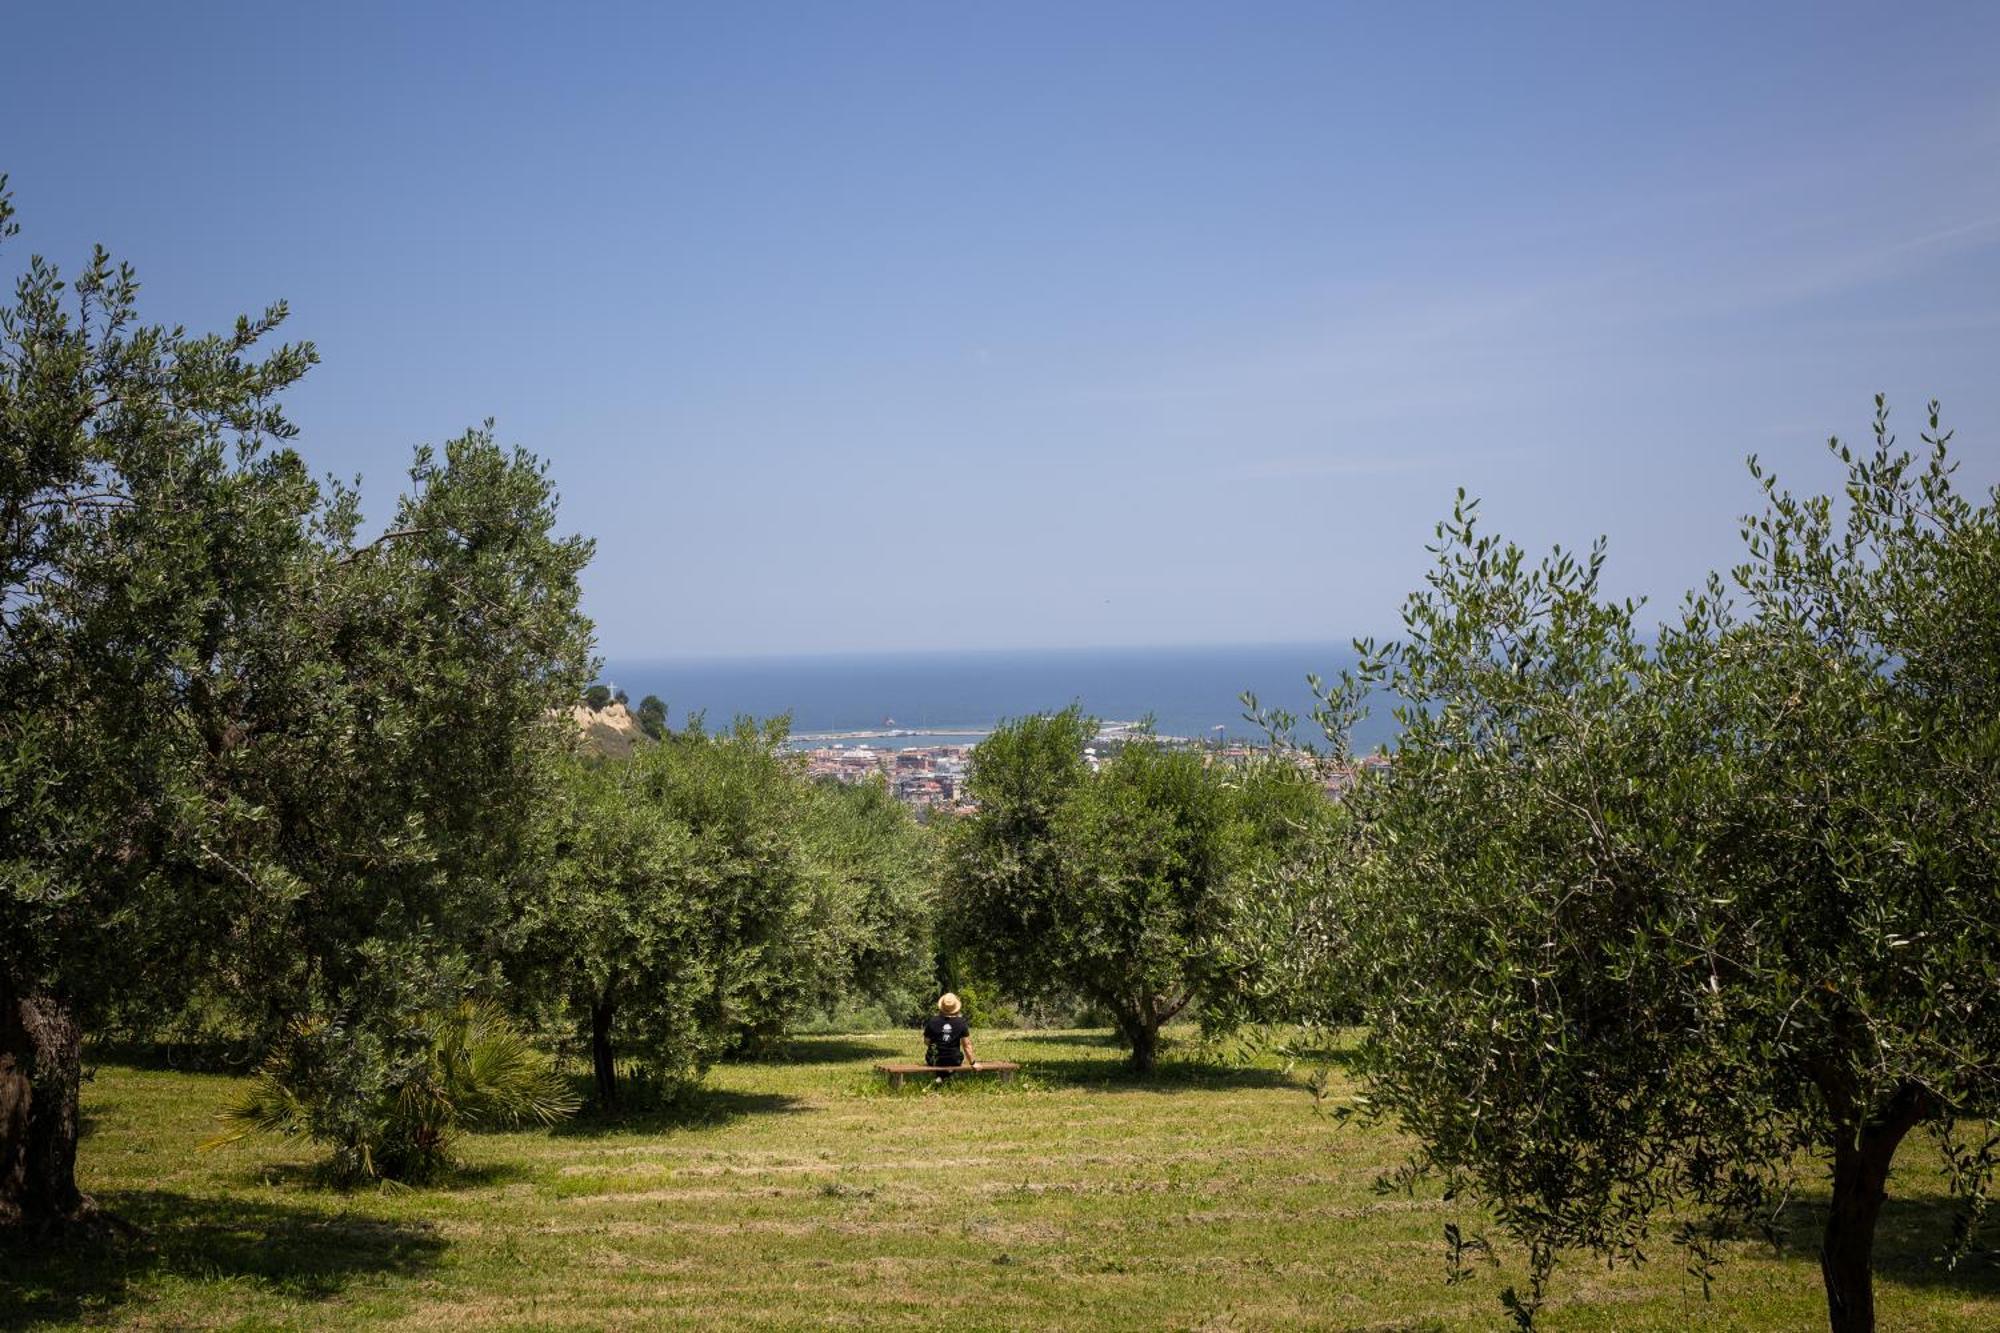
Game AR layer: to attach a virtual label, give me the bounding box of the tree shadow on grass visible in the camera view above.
[872,1058,1298,1096]
[996,1050,1303,1094]
[85,1038,256,1075]
[1292,1044,1362,1072]
[230,1157,532,1194]
[1042,1062,1302,1094]
[1011,1031,1126,1050]
[0,1191,443,1331]
[1765,1190,2000,1300]
[738,1036,898,1066]
[1007,1029,1353,1074]
[550,1086,806,1139]
[982,1031,1307,1093]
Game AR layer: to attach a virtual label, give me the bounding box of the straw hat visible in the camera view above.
[937,993,962,1016]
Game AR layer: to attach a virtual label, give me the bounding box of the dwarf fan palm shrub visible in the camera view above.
[212,1000,576,1184]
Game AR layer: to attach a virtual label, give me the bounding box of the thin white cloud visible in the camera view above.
[1224,449,1536,482]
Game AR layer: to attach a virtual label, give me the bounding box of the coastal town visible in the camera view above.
[569,699,1390,816]
[794,719,1167,812]
[798,730,1391,815]
[798,742,974,813]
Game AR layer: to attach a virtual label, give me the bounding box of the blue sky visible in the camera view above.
[5,3,1997,657]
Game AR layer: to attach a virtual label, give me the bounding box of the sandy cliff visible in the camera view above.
[566,700,646,759]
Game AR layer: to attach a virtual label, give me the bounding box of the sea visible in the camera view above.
[602,642,1395,752]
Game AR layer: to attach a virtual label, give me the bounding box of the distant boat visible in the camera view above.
[882,716,896,727]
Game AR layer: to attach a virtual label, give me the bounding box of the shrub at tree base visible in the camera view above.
[211,998,576,1185]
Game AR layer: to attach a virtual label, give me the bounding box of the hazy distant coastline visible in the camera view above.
[602,642,1394,751]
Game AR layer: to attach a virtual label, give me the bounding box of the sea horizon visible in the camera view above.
[602,640,1392,751]
[605,636,1363,665]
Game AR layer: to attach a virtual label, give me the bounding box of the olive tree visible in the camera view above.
[201,426,594,1036]
[1314,401,1997,1332]
[1,190,318,1227]
[0,185,593,1227]
[790,774,936,1025]
[515,744,735,1106]
[515,717,932,1106]
[946,709,1330,1072]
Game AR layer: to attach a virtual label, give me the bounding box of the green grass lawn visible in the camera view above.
[5,1029,1995,1330]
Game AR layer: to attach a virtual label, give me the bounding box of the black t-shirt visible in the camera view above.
[922,1013,971,1066]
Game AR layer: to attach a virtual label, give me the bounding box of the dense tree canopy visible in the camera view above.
[791,774,936,1025]
[515,719,933,1106]
[1314,403,1998,1332]
[946,709,1333,1072]
[0,185,593,1227]
[516,722,798,1105]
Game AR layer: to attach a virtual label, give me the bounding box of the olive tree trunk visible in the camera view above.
[1817,1081,1933,1333]
[0,979,89,1230]
[1128,1021,1159,1074]
[1820,1141,1888,1333]
[589,992,618,1107]
[1114,989,1195,1076]
[1114,1007,1160,1074]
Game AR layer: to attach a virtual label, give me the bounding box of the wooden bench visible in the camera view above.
[875,1060,1020,1089]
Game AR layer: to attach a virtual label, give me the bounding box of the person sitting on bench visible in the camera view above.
[921,993,978,1079]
